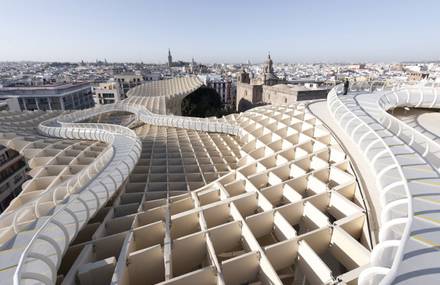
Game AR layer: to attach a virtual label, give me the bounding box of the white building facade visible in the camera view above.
[0,83,94,111]
[93,81,124,105]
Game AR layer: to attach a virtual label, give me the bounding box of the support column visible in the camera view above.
[35,98,40,110]
[60,97,65,111]
[22,98,27,111]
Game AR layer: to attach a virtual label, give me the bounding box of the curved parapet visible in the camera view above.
[1,78,241,284]
[0,77,384,284]
[376,86,440,170]
[64,76,241,137]
[8,113,142,284]
[328,86,412,285]
[328,83,440,284]
[0,112,110,243]
[0,101,376,285]
[94,104,373,285]
[57,101,242,137]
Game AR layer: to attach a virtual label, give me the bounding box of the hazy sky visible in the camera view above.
[1,0,439,63]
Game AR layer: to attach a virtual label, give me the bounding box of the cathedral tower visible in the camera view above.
[168,49,173,67]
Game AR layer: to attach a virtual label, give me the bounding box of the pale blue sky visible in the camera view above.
[1,0,439,63]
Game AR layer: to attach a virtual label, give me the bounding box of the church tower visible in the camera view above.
[262,53,278,86]
[238,67,250,84]
[168,49,173,67]
[264,52,274,74]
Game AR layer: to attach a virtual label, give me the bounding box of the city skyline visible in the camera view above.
[2,1,440,283]
[2,55,440,65]
[1,0,440,63]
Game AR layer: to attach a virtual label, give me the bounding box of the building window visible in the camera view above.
[102,93,114,99]
[24,98,37,110]
[284,97,287,103]
[50,97,61,109]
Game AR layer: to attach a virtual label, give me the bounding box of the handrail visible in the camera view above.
[64,102,242,136]
[377,88,440,170]
[345,81,440,169]
[3,132,115,235]
[327,84,413,285]
[12,94,243,284]
[13,109,142,285]
[14,86,248,285]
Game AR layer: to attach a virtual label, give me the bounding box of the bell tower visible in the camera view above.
[168,48,173,67]
[238,67,250,84]
[264,52,274,74]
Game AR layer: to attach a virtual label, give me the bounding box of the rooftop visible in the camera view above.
[0,82,91,97]
[270,83,330,92]
[0,79,439,285]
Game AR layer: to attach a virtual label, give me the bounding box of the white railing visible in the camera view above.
[64,102,242,136]
[328,84,413,285]
[341,80,440,160]
[343,81,440,171]
[13,110,142,285]
[345,80,440,94]
[12,96,243,284]
[379,101,440,168]
[377,87,440,171]
[10,145,114,234]
[0,124,115,238]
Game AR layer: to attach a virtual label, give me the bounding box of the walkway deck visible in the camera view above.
[329,84,440,285]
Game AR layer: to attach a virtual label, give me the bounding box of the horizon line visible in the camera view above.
[1,58,440,65]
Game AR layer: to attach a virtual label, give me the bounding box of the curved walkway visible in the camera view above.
[10,114,142,284]
[417,112,440,137]
[5,96,243,284]
[329,84,440,285]
[307,100,380,241]
[394,109,440,142]
[6,79,440,284]
[68,102,242,136]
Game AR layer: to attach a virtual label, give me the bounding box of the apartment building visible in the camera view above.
[0,146,28,212]
[0,82,94,111]
[114,73,144,95]
[93,81,124,105]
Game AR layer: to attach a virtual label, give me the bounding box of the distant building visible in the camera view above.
[198,75,237,108]
[93,81,124,105]
[186,58,208,74]
[168,49,173,67]
[142,72,161,82]
[0,146,28,212]
[1,76,56,88]
[236,54,330,111]
[0,82,94,111]
[406,71,429,81]
[114,73,144,95]
[347,64,366,70]
[210,79,236,108]
[262,84,330,105]
[390,64,404,71]
[236,68,264,110]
